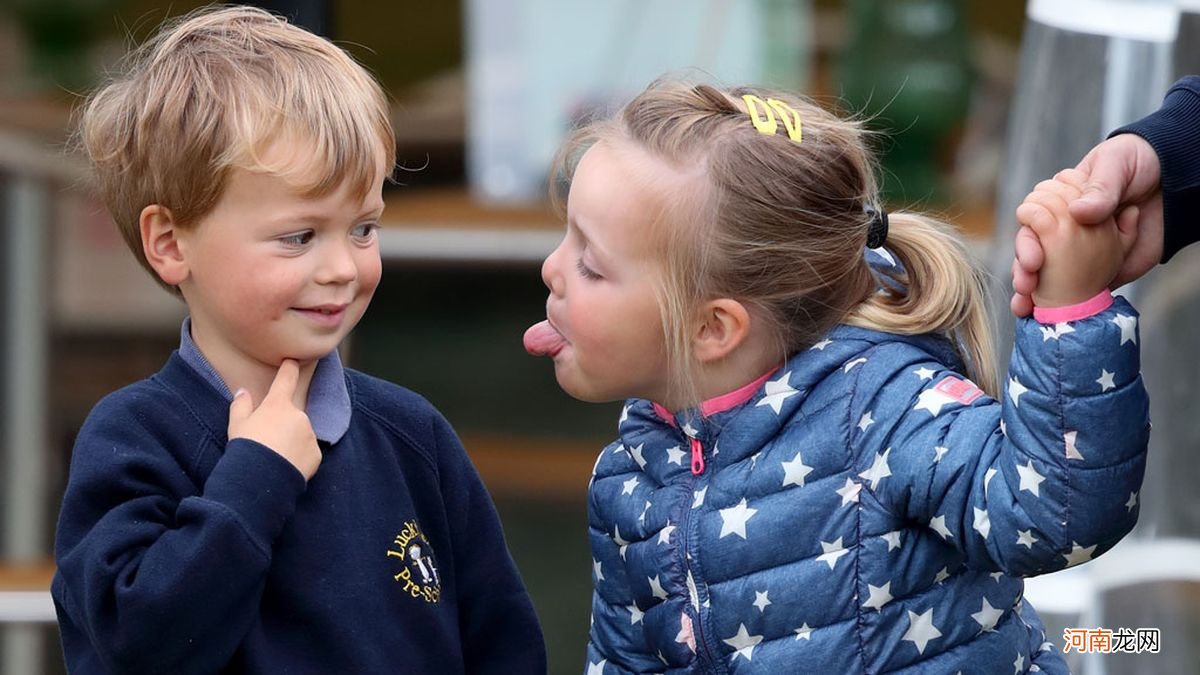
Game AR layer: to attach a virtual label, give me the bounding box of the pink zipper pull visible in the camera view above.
[690,438,705,475]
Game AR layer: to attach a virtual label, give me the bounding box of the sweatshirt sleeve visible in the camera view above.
[1114,75,1200,262]
[432,413,548,674]
[52,394,307,675]
[848,295,1150,577]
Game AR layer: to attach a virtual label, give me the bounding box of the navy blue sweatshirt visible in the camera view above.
[1115,75,1200,262]
[52,344,546,674]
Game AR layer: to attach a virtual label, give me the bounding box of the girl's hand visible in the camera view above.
[1014,170,1137,309]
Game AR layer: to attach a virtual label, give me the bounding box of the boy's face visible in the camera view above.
[538,141,671,404]
[176,140,387,375]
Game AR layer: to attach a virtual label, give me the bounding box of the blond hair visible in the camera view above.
[552,79,997,408]
[76,5,395,291]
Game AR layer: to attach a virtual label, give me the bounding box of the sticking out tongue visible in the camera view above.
[523,320,566,357]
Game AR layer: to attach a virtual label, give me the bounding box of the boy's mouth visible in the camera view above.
[294,303,349,324]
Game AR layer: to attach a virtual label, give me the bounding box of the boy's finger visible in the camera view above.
[1013,226,1044,273]
[1052,168,1089,193]
[1015,201,1059,237]
[265,359,301,403]
[228,388,253,428]
[1033,177,1083,202]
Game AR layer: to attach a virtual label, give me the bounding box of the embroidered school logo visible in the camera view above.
[386,520,441,603]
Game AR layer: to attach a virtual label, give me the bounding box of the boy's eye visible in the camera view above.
[280,231,314,247]
[351,222,379,241]
[576,259,602,280]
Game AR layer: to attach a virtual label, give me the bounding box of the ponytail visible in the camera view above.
[846,213,999,397]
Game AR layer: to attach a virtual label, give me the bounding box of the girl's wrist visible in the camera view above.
[1032,290,1114,324]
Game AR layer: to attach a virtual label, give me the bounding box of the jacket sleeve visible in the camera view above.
[52,395,307,675]
[433,413,548,674]
[848,295,1149,577]
[1114,75,1200,262]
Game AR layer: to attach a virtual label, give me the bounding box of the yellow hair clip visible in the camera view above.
[741,94,803,143]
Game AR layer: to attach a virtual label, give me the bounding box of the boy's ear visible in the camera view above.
[692,298,751,363]
[140,204,189,286]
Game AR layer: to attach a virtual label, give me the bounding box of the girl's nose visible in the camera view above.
[541,238,566,296]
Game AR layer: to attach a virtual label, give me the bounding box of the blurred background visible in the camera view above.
[0,1,1198,673]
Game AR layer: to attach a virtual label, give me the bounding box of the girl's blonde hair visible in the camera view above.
[76,5,395,290]
[552,79,997,408]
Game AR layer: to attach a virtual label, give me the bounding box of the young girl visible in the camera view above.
[524,80,1148,674]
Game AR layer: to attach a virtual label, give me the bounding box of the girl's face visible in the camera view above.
[535,141,673,404]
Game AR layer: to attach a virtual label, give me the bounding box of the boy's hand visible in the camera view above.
[227,359,321,480]
[1014,170,1136,309]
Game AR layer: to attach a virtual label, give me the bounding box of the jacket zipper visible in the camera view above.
[681,434,717,668]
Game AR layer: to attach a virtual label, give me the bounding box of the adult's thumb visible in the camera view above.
[1070,153,1130,225]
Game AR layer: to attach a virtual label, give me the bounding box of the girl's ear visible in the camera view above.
[692,298,751,363]
[140,204,189,286]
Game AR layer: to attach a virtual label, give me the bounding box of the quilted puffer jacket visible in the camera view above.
[585,296,1148,674]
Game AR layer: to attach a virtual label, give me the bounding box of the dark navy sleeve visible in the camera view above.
[51,392,307,675]
[848,296,1150,577]
[1114,75,1200,262]
[432,413,548,674]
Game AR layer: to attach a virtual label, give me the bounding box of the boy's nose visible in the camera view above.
[316,241,358,284]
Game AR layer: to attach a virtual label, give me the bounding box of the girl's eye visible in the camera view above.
[351,222,379,242]
[576,259,602,280]
[280,231,314,247]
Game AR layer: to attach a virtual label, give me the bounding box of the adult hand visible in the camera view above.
[227,359,321,480]
[1010,134,1164,316]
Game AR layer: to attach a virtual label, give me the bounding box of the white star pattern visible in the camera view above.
[781,451,814,488]
[649,575,668,600]
[985,468,998,495]
[810,339,832,350]
[622,476,639,495]
[934,446,950,463]
[1063,542,1097,567]
[628,604,644,625]
[973,507,991,539]
[619,404,630,425]
[1097,369,1116,392]
[593,559,604,581]
[1039,322,1075,341]
[629,443,646,469]
[665,445,685,465]
[859,448,893,489]
[930,515,953,540]
[682,422,699,439]
[692,487,707,509]
[836,478,862,506]
[723,623,763,661]
[844,357,867,373]
[686,570,699,611]
[1008,377,1028,407]
[1014,654,1025,674]
[1017,530,1038,549]
[756,372,799,414]
[857,411,875,432]
[914,386,956,416]
[587,659,606,675]
[1017,461,1046,497]
[914,366,936,380]
[752,590,771,612]
[659,523,675,545]
[972,598,1004,632]
[902,609,943,654]
[934,567,951,584]
[794,623,813,640]
[991,571,1004,583]
[863,581,892,611]
[676,613,696,652]
[613,525,630,546]
[873,247,897,266]
[881,531,902,551]
[718,499,758,539]
[1112,314,1138,345]
[1064,431,1083,460]
[1126,492,1138,512]
[817,537,849,570]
